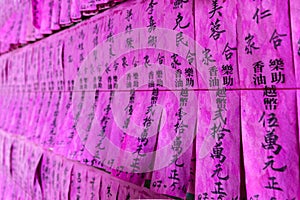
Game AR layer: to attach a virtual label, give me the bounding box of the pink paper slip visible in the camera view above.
[236,0,300,199]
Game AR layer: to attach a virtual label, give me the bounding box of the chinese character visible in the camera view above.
[245,33,259,55]
[176,32,188,47]
[253,61,264,73]
[264,85,277,97]
[171,53,182,69]
[222,64,233,75]
[211,122,222,138]
[209,66,218,76]
[168,169,180,181]
[185,68,194,77]
[109,44,115,57]
[146,0,158,15]
[186,50,196,64]
[269,29,287,50]
[271,71,285,84]
[262,129,282,155]
[223,76,233,86]
[122,57,129,68]
[263,155,287,172]
[253,74,266,85]
[173,0,188,9]
[148,35,157,47]
[222,43,237,60]
[173,12,190,30]
[211,142,226,163]
[212,164,229,180]
[125,9,133,22]
[252,8,272,24]
[156,53,165,65]
[211,181,227,196]
[147,16,156,33]
[269,58,284,71]
[133,144,146,157]
[130,157,140,173]
[265,176,283,191]
[125,24,133,34]
[210,77,220,87]
[106,185,112,197]
[202,48,216,65]
[214,107,227,124]
[210,18,225,40]
[209,0,223,19]
[144,55,151,68]
[126,38,134,49]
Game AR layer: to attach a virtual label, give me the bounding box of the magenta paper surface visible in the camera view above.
[0,0,299,199]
